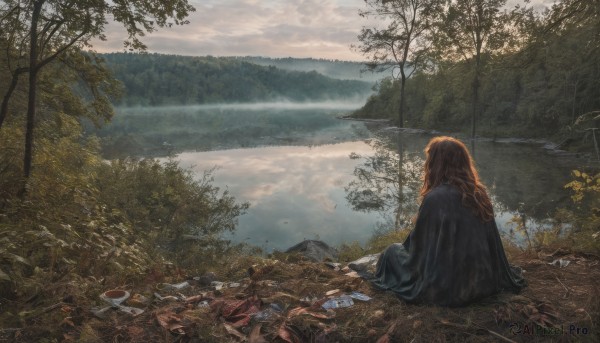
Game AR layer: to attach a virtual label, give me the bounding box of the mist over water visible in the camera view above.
[117,100,370,113]
[97,104,582,250]
[171,128,580,250]
[95,103,371,158]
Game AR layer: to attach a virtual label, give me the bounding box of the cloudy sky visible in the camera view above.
[93,0,555,61]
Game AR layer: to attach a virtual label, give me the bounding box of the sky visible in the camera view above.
[93,0,555,62]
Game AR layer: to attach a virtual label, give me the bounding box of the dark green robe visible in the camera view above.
[371,184,526,307]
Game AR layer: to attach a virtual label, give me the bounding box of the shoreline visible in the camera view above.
[338,115,599,167]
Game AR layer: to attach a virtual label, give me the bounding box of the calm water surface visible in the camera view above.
[176,132,579,251]
[103,104,586,251]
[176,142,380,251]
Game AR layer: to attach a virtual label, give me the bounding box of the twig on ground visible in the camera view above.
[485,328,518,343]
[22,302,65,320]
[555,276,571,298]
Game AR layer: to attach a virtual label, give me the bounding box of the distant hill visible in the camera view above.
[234,56,384,83]
[101,53,374,106]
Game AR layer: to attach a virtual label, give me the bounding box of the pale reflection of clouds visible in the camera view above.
[178,142,373,206]
[176,141,378,249]
[241,184,276,203]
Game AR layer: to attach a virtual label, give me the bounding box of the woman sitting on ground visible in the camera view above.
[371,136,526,307]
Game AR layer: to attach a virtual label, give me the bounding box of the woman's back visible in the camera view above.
[370,137,526,307]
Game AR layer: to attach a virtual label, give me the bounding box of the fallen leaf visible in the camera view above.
[325,289,341,296]
[288,307,335,319]
[127,326,145,337]
[224,323,246,341]
[249,324,268,343]
[155,311,185,334]
[376,334,390,343]
[62,333,75,342]
[60,317,75,327]
[230,313,253,328]
[386,321,397,334]
[212,296,261,328]
[278,324,299,343]
[184,294,204,303]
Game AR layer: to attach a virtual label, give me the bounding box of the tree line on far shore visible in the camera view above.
[102,53,372,106]
[353,0,599,144]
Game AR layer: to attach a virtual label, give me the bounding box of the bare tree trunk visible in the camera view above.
[471,5,483,141]
[394,137,404,229]
[471,70,479,140]
[399,72,406,129]
[23,1,42,181]
[471,48,481,140]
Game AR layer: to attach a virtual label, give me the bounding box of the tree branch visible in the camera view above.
[0,67,28,130]
[35,30,88,72]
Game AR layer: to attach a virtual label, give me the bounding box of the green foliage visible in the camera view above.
[239,56,382,83]
[0,3,250,305]
[355,0,444,126]
[0,115,248,305]
[102,53,372,106]
[352,78,398,119]
[433,0,511,63]
[558,170,600,253]
[565,170,599,203]
[353,1,600,143]
[500,170,599,254]
[338,241,365,263]
[0,0,195,61]
[0,117,154,301]
[0,0,195,180]
[95,158,249,268]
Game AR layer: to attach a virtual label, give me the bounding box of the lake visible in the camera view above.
[99,104,588,251]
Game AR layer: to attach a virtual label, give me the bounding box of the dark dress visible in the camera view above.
[371,184,526,307]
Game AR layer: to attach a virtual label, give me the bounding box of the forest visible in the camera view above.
[102,53,373,106]
[352,0,600,150]
[236,56,383,82]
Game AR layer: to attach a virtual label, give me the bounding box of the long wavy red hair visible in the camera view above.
[420,136,494,222]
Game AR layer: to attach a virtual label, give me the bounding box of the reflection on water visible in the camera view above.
[346,129,581,245]
[175,129,580,250]
[101,105,586,249]
[94,105,370,158]
[175,142,382,251]
[345,137,423,229]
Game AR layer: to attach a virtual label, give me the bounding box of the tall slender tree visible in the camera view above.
[355,0,441,128]
[0,0,195,181]
[434,0,510,139]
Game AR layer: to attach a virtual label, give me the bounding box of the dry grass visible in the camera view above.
[1,248,598,343]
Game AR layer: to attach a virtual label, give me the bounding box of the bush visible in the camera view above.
[95,158,249,270]
[0,119,248,305]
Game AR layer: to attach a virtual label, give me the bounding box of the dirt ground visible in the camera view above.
[2,249,599,343]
